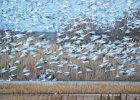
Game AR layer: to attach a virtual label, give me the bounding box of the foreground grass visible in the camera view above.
[0,82,140,94]
[0,94,140,100]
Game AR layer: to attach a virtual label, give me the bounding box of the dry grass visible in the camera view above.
[0,36,140,81]
[0,82,140,94]
[0,94,139,100]
[0,43,140,81]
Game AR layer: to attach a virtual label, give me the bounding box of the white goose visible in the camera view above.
[126,68,136,77]
[1,68,7,73]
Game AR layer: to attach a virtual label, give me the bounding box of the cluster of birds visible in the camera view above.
[0,0,139,82]
[57,25,140,77]
[1,0,139,32]
[0,26,139,81]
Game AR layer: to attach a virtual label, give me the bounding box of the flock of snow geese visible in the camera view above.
[0,27,139,81]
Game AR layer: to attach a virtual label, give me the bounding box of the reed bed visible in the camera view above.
[0,42,140,81]
[0,94,139,100]
[0,82,140,94]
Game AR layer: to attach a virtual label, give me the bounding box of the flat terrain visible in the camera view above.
[0,81,140,94]
[0,94,140,100]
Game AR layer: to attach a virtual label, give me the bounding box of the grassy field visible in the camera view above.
[0,94,140,100]
[0,82,140,94]
[0,82,140,100]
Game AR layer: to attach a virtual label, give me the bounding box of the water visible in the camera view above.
[0,81,140,85]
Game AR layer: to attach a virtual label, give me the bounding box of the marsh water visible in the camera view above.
[0,94,140,100]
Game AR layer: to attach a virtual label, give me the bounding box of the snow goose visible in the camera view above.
[13,34,25,39]
[119,69,127,75]
[90,35,101,42]
[26,37,34,43]
[99,57,109,68]
[88,31,96,35]
[35,66,43,69]
[9,65,17,72]
[24,72,30,77]
[46,69,55,73]
[14,60,20,64]
[57,64,64,68]
[1,68,7,73]
[95,39,108,44]
[77,71,83,74]
[35,58,47,66]
[63,72,70,76]
[126,68,136,77]
[115,73,120,78]
[9,55,15,59]
[122,36,132,42]
[38,34,45,38]
[22,66,30,73]
[75,30,84,35]
[85,67,93,72]
[71,36,78,40]
[57,33,63,37]
[90,54,98,61]
[47,75,55,80]
[57,70,63,74]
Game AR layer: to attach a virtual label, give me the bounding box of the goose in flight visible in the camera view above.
[126,68,136,77]
[1,67,7,73]
[13,34,25,39]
